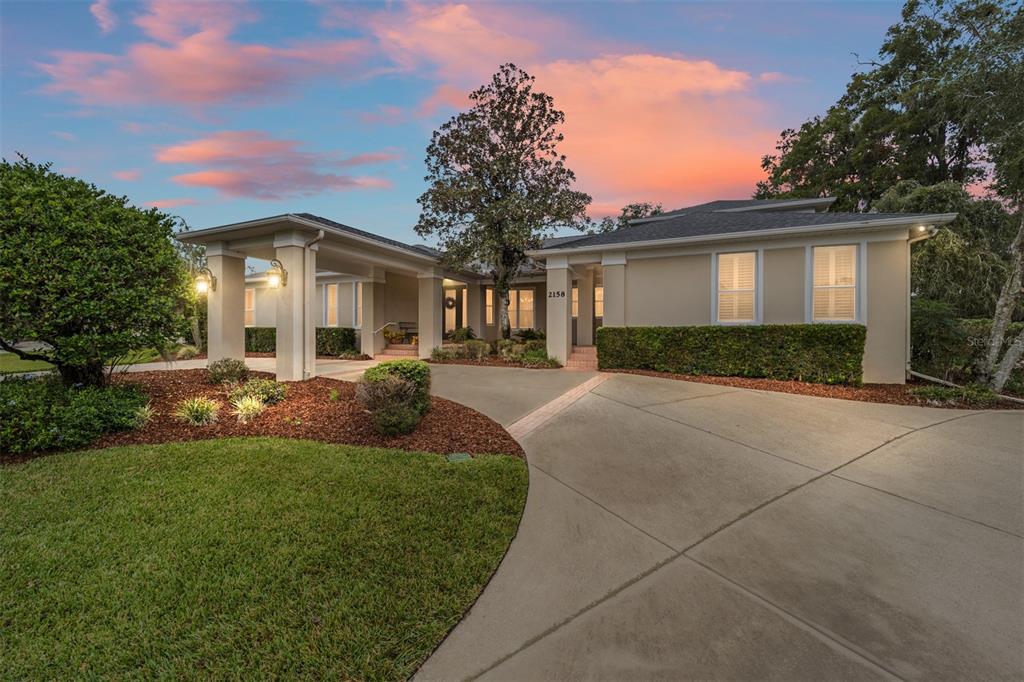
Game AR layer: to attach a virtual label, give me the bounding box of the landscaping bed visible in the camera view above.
[84,369,523,458]
[604,369,1024,409]
[429,356,560,369]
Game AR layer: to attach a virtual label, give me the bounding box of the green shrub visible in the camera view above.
[0,377,147,454]
[174,397,220,425]
[228,378,287,405]
[520,348,560,368]
[447,326,477,342]
[382,327,406,344]
[911,299,968,378]
[514,328,545,341]
[596,324,866,385]
[245,327,276,353]
[909,384,1001,407]
[133,402,155,428]
[208,358,249,384]
[464,339,491,360]
[431,347,458,361]
[316,327,358,356]
[175,345,200,360]
[373,403,422,436]
[230,395,265,424]
[355,375,424,436]
[364,359,431,413]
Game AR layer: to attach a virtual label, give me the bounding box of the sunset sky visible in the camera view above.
[1,0,903,244]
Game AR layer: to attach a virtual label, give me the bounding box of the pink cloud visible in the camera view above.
[90,0,117,34]
[113,169,142,181]
[156,131,394,200]
[38,0,367,107]
[758,71,802,84]
[148,198,197,208]
[51,130,77,141]
[359,104,406,125]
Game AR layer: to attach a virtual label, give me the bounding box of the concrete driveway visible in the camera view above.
[418,370,1024,681]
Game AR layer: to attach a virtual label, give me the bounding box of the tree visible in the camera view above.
[171,217,208,350]
[0,156,189,386]
[595,202,663,233]
[415,64,592,339]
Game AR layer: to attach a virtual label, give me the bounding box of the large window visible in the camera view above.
[507,288,535,329]
[812,245,857,321]
[485,288,494,325]
[324,284,338,327]
[594,286,604,318]
[717,251,757,323]
[244,288,255,327]
[353,282,363,328]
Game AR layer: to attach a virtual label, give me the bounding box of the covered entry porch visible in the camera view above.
[177,214,475,381]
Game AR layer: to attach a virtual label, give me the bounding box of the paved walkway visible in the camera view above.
[417,370,1024,681]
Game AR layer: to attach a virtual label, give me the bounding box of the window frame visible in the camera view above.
[712,249,762,325]
[507,287,536,330]
[806,243,865,324]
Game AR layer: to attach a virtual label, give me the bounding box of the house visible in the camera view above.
[176,199,955,383]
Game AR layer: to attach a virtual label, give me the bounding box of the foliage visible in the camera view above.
[415,64,592,339]
[446,326,477,342]
[228,378,287,405]
[173,397,220,425]
[133,402,155,428]
[513,328,545,341]
[520,348,560,368]
[0,156,190,386]
[597,324,867,385]
[431,339,493,362]
[328,388,340,402]
[373,403,423,436]
[383,327,407,344]
[909,383,1001,407]
[0,438,527,680]
[910,298,968,378]
[175,345,200,360]
[595,202,664,233]
[356,375,423,436]
[364,359,431,413]
[317,327,358,356]
[0,377,147,455]
[245,327,276,353]
[170,217,208,351]
[431,347,458,361]
[207,358,249,384]
[230,395,265,424]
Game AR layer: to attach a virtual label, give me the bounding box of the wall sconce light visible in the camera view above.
[266,259,288,288]
[194,267,216,294]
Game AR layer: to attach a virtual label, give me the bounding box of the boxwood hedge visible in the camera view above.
[595,324,866,385]
[244,327,357,356]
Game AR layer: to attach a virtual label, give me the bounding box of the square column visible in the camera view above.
[576,267,595,346]
[465,282,483,336]
[273,232,315,381]
[546,259,572,364]
[360,272,387,357]
[206,246,245,362]
[418,272,444,359]
[601,252,626,327]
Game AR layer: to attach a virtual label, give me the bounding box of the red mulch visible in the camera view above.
[88,369,523,456]
[604,369,1024,410]
[428,358,559,370]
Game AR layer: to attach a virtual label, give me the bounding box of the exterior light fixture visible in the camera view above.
[195,267,216,294]
[266,259,288,288]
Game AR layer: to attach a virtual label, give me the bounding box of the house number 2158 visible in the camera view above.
[548,290,566,298]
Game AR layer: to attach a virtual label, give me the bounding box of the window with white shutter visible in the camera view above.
[717,252,757,322]
[812,245,857,321]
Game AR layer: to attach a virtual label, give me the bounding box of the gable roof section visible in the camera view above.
[630,197,837,225]
[292,213,435,258]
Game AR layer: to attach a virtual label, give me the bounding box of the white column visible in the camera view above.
[303,244,318,379]
[360,270,387,357]
[206,245,245,363]
[577,267,595,346]
[273,231,311,381]
[465,282,483,336]
[546,257,572,364]
[418,271,444,359]
[601,252,627,327]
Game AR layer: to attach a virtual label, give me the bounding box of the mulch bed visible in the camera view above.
[604,369,1024,410]
[90,369,524,456]
[428,358,559,370]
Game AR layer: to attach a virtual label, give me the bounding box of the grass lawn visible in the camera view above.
[1,437,528,679]
[0,351,52,374]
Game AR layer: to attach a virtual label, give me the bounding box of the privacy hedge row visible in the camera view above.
[596,324,866,385]
[244,327,357,355]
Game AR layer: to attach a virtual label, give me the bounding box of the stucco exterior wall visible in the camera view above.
[762,247,805,324]
[864,239,908,383]
[624,254,711,326]
[250,285,277,327]
[384,272,418,326]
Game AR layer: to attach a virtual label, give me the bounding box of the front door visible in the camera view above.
[443,288,464,336]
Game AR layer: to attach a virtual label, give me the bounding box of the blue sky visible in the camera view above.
[1,0,902,246]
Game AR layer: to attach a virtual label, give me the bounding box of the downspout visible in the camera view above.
[906,226,937,379]
[303,230,325,379]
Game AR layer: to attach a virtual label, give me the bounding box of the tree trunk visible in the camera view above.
[190,315,203,350]
[991,331,1024,393]
[978,211,1024,386]
[57,359,107,387]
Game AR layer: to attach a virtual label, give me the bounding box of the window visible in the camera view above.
[508,288,535,329]
[812,245,857,321]
[572,287,579,318]
[244,288,255,327]
[594,286,604,318]
[324,284,338,327]
[717,251,757,323]
[354,282,363,328]
[485,288,494,325]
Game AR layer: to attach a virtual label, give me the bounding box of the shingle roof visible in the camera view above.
[294,213,436,259]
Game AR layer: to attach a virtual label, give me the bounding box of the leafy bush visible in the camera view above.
[176,345,200,360]
[910,299,968,379]
[513,328,545,341]
[431,347,457,361]
[447,326,477,342]
[596,324,866,385]
[245,327,276,353]
[383,327,407,344]
[356,375,417,412]
[208,358,249,384]
[496,339,548,364]
[910,384,1001,408]
[464,339,491,360]
[228,378,287,405]
[316,327,358,356]
[174,397,220,425]
[373,403,422,436]
[231,395,265,424]
[338,350,371,360]
[133,402,155,428]
[364,359,431,413]
[520,348,560,368]
[432,340,492,362]
[0,377,147,454]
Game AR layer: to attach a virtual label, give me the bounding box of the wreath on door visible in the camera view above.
[444,296,457,309]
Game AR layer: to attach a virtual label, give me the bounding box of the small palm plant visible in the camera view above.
[231,395,266,424]
[174,397,220,425]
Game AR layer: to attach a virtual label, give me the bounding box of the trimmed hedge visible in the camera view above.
[596,324,866,385]
[243,327,358,356]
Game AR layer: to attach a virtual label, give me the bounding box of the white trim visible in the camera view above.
[601,251,627,266]
[806,243,865,324]
[206,242,246,259]
[712,249,761,325]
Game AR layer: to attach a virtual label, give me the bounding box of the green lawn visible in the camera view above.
[1,438,528,679]
[0,351,52,374]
